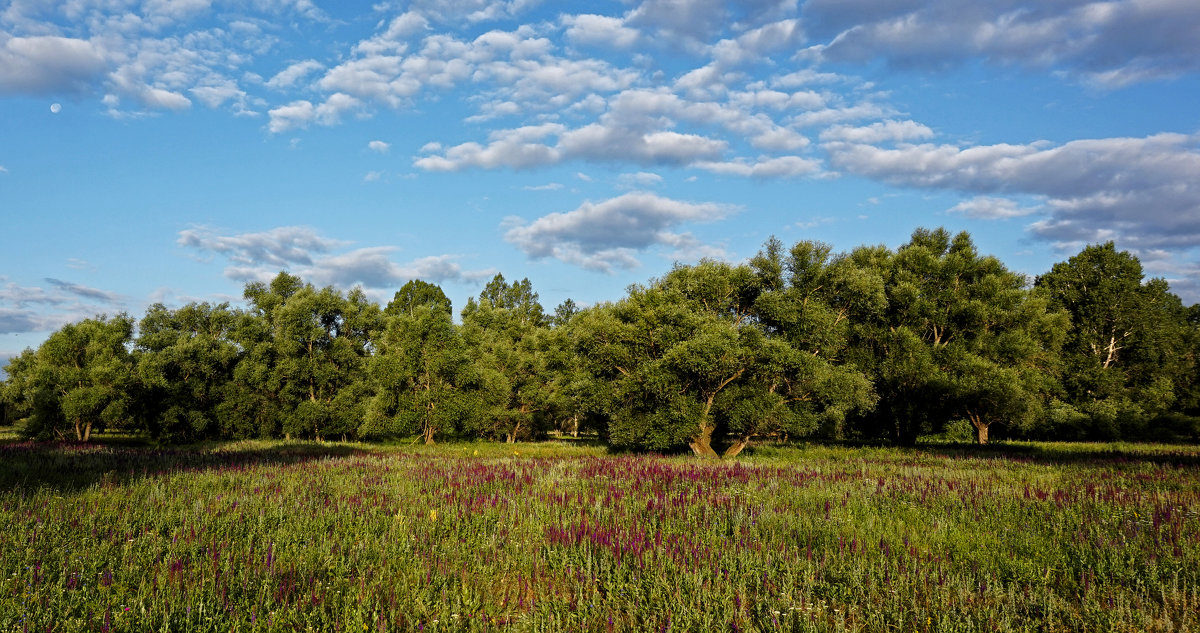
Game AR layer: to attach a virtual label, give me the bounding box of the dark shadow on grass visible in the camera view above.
[913,442,1200,468]
[0,441,373,493]
[746,438,1200,467]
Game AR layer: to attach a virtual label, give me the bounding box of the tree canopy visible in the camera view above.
[4,229,1198,450]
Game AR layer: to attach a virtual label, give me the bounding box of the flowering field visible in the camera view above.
[1,441,1198,632]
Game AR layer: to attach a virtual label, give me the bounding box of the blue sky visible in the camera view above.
[3,0,1200,366]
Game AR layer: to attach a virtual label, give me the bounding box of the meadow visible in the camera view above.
[1,439,1197,632]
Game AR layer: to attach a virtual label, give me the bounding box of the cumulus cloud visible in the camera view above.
[179,226,490,287]
[617,172,664,189]
[820,119,934,143]
[503,192,737,272]
[178,225,348,267]
[0,34,108,95]
[416,84,835,172]
[267,93,361,133]
[805,0,1200,86]
[563,14,640,49]
[266,59,323,89]
[368,140,390,153]
[947,196,1040,220]
[825,132,1200,251]
[694,155,822,178]
[414,123,565,170]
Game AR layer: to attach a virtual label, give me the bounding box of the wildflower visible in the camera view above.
[429,510,438,521]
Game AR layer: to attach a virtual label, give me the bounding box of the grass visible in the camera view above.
[1,439,1197,631]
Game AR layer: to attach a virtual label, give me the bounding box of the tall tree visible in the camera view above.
[1036,243,1193,435]
[2,315,136,441]
[135,302,240,442]
[574,257,874,457]
[385,279,452,318]
[461,274,554,442]
[273,284,381,440]
[845,229,1067,444]
[363,304,480,443]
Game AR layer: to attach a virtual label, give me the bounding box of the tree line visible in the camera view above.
[4,228,1198,453]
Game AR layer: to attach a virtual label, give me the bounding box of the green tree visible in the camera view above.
[221,273,381,440]
[363,304,480,443]
[461,274,554,442]
[385,279,452,318]
[1,315,136,441]
[845,229,1067,444]
[273,284,381,440]
[135,302,240,442]
[1036,243,1194,437]
[574,257,874,457]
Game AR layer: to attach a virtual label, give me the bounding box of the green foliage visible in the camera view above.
[843,228,1069,445]
[220,273,382,441]
[135,302,239,442]
[385,278,452,317]
[363,304,482,443]
[2,228,1197,449]
[461,275,555,442]
[1,315,136,441]
[1037,243,1196,433]
[574,257,875,456]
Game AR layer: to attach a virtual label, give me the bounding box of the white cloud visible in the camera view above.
[368,140,390,153]
[503,192,737,272]
[189,78,249,111]
[414,123,565,170]
[265,59,323,89]
[178,225,348,267]
[266,93,361,133]
[806,0,1200,87]
[947,196,1040,220]
[820,119,934,143]
[43,278,123,304]
[563,14,640,48]
[180,226,491,287]
[0,34,108,95]
[617,172,664,189]
[825,132,1200,251]
[694,155,822,178]
[0,278,124,334]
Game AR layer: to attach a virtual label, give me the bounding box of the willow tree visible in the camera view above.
[363,303,480,443]
[272,284,381,440]
[135,302,240,441]
[1036,242,1194,434]
[574,255,874,457]
[459,274,556,442]
[844,228,1067,444]
[2,315,136,441]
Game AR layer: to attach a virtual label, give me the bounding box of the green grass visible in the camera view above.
[1,440,1197,631]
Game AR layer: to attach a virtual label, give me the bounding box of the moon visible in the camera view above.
[50,103,62,114]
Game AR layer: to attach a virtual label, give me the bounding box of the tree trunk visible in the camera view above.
[689,424,719,458]
[423,422,436,445]
[969,413,989,445]
[74,418,93,442]
[723,436,751,458]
